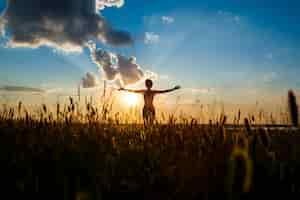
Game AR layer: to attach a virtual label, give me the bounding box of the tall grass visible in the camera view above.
[0,90,299,199]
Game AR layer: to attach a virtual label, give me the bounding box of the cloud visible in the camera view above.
[263,72,278,83]
[1,0,132,52]
[82,72,99,88]
[265,52,273,60]
[88,44,144,86]
[233,16,240,23]
[0,85,46,93]
[144,32,160,45]
[45,88,63,94]
[144,70,159,80]
[159,74,170,80]
[189,88,215,94]
[0,1,153,87]
[143,72,168,81]
[96,0,124,11]
[117,55,144,85]
[0,17,6,36]
[162,16,174,24]
[217,10,241,24]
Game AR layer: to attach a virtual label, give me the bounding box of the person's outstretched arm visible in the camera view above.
[154,85,181,94]
[119,88,145,94]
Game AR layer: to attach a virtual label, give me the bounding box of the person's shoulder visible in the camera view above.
[138,89,146,93]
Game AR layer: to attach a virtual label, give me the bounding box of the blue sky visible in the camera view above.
[0,0,300,105]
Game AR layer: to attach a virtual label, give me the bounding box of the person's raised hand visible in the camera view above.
[174,85,181,90]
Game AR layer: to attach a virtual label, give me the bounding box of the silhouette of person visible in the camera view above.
[119,79,181,125]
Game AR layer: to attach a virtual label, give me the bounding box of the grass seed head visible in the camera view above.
[288,90,298,127]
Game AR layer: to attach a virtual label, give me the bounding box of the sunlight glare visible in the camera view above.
[123,93,140,107]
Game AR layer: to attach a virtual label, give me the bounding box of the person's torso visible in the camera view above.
[144,90,155,109]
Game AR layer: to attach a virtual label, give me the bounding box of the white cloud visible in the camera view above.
[159,74,170,80]
[263,72,278,83]
[45,88,63,94]
[162,16,175,24]
[266,52,273,60]
[217,10,241,24]
[189,88,215,94]
[96,0,125,11]
[144,32,160,45]
[144,70,159,80]
[234,16,240,23]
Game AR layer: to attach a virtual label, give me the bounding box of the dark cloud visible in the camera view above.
[0,85,46,93]
[116,55,144,85]
[0,0,147,86]
[81,72,99,88]
[1,0,132,52]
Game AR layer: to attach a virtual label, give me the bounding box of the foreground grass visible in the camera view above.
[1,117,300,199]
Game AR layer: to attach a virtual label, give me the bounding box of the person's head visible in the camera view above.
[145,79,153,89]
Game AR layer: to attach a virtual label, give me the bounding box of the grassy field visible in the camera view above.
[1,92,300,199]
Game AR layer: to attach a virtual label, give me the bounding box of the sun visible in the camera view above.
[123,93,140,107]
